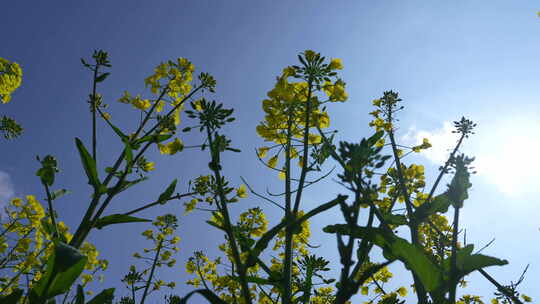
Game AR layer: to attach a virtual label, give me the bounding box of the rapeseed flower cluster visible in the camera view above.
[256,50,347,177]
[0,57,22,103]
[183,174,249,214]
[0,196,107,295]
[117,58,196,156]
[184,208,316,303]
[129,214,179,295]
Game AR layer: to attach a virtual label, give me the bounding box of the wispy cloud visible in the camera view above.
[0,171,14,210]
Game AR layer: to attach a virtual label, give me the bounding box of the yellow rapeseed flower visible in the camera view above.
[328,58,343,70]
[158,138,184,155]
[236,184,248,198]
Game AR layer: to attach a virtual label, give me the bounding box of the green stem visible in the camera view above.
[283,80,314,304]
[131,281,136,303]
[140,239,163,304]
[206,128,253,304]
[426,133,465,203]
[123,192,196,216]
[44,183,59,238]
[71,84,199,247]
[91,65,99,162]
[449,206,460,303]
[282,106,294,304]
[478,269,523,304]
[387,116,428,304]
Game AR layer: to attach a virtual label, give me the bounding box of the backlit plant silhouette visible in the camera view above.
[0,50,533,304]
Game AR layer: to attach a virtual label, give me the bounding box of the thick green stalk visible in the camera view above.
[206,128,253,304]
[282,107,294,304]
[283,80,313,304]
[387,123,429,304]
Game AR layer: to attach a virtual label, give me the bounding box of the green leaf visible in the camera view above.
[51,189,70,201]
[94,214,151,230]
[134,134,173,146]
[323,224,443,292]
[97,111,128,141]
[75,285,85,304]
[446,171,472,209]
[381,213,408,226]
[95,72,110,83]
[114,177,148,194]
[230,275,279,287]
[367,130,385,147]
[86,288,115,304]
[47,242,87,297]
[206,220,225,231]
[414,194,452,223]
[0,289,23,304]
[32,246,56,297]
[75,138,100,189]
[180,289,228,304]
[33,241,88,299]
[443,244,508,280]
[157,179,177,204]
[36,155,59,186]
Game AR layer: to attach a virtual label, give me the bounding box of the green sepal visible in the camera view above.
[94,214,151,230]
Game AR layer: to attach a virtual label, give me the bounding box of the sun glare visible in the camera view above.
[404,118,540,197]
[473,120,540,196]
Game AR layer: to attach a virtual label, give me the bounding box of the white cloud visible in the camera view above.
[401,121,460,165]
[401,119,540,197]
[0,171,14,209]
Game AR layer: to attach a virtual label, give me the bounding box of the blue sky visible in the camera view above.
[1,1,539,302]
